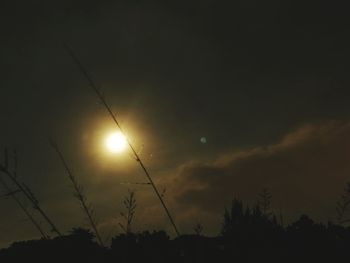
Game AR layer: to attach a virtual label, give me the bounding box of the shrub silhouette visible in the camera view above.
[0,228,107,262]
[1,198,350,263]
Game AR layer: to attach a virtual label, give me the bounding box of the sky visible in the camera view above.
[1,0,350,247]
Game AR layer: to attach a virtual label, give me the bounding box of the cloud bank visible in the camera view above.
[167,121,350,230]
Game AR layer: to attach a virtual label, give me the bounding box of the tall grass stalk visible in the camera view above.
[0,149,62,236]
[64,44,180,237]
[0,176,48,239]
[50,141,104,246]
[119,190,136,234]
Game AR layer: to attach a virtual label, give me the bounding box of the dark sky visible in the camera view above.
[1,0,350,247]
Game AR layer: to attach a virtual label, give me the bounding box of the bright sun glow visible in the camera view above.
[106,131,128,153]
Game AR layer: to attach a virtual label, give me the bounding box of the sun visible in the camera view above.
[106,131,128,153]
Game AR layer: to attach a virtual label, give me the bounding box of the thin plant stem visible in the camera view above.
[50,141,104,246]
[64,44,180,237]
[0,164,62,236]
[0,176,48,239]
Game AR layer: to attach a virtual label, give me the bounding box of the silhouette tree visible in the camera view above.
[258,188,273,217]
[69,227,95,242]
[336,183,350,225]
[221,198,244,236]
[1,191,350,263]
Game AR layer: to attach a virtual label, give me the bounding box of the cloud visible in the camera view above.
[167,121,350,225]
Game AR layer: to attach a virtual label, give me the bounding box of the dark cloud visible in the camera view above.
[169,121,350,223]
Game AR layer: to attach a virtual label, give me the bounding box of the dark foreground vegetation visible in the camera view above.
[1,198,350,263]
